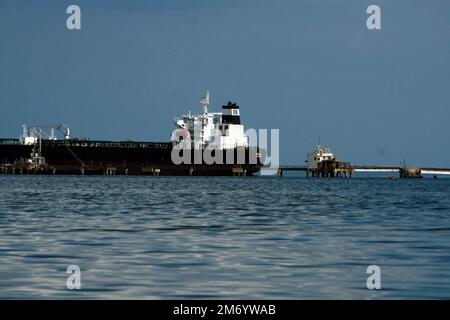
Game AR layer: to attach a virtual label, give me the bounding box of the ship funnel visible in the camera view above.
[221,101,241,124]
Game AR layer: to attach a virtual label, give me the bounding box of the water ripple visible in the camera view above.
[0,176,449,299]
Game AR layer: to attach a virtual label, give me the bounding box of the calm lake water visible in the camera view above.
[0,175,449,299]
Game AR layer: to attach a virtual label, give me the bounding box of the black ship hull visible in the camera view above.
[0,139,262,176]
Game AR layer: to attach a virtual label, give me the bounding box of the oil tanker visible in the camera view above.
[0,92,264,176]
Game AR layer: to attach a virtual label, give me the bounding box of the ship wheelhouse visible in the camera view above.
[171,92,249,150]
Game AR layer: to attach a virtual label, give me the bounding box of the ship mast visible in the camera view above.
[200,91,210,115]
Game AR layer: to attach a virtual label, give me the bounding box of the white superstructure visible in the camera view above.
[307,144,336,169]
[171,91,249,150]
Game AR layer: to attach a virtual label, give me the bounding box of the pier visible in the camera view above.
[274,164,354,178]
[266,144,450,178]
[267,165,450,177]
[274,162,354,178]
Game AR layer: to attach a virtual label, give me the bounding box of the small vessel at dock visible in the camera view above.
[305,145,354,178]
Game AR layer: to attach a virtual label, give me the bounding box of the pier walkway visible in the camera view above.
[262,165,450,177]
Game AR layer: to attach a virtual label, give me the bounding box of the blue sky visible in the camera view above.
[0,0,449,166]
